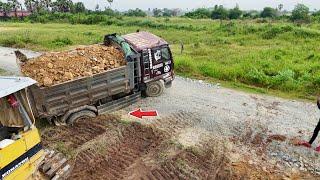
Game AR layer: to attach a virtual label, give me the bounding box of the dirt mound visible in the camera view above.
[21,44,126,87]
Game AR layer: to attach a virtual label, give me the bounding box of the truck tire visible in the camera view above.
[145,81,164,97]
[67,110,97,125]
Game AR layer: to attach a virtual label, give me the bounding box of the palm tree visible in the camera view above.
[8,0,21,17]
[40,0,51,11]
[107,0,113,8]
[278,4,284,11]
[25,0,36,13]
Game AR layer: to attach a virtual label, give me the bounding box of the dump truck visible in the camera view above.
[17,31,174,125]
[0,77,70,180]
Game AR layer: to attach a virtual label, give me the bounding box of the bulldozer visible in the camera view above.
[0,76,70,180]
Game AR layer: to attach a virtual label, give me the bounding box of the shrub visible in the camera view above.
[271,69,296,87]
[185,8,211,19]
[124,8,147,17]
[51,37,73,47]
[246,68,269,86]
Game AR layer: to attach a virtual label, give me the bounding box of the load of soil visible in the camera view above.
[21,44,126,87]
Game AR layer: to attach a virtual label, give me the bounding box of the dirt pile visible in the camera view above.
[21,44,126,87]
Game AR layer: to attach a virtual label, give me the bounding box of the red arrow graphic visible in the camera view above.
[129,109,158,119]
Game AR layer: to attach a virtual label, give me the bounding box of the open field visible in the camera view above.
[1,17,320,99]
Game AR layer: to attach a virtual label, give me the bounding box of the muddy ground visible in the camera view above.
[42,115,248,179]
[35,76,320,179]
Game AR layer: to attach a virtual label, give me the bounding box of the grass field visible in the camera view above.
[1,17,320,99]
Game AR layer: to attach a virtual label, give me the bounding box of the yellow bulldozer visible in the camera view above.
[0,77,70,180]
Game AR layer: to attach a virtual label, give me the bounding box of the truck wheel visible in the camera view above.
[145,81,164,97]
[67,110,96,125]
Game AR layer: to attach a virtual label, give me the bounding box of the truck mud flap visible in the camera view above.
[97,92,141,114]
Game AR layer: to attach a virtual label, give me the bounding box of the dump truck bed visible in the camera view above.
[28,60,137,119]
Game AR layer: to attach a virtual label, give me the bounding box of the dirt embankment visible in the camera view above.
[21,44,126,87]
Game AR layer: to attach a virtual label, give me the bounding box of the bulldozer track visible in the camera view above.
[69,122,165,180]
[150,111,200,136]
[43,114,231,180]
[42,119,107,149]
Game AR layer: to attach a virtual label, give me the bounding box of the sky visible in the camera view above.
[73,0,320,11]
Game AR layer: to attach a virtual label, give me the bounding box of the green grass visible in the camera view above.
[0,68,6,75]
[1,17,320,100]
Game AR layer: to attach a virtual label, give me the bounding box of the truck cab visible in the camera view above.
[0,77,44,180]
[106,31,174,97]
[123,32,174,96]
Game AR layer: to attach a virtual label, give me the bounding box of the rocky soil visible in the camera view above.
[20,45,126,87]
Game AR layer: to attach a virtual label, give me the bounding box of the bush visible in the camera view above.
[124,8,147,17]
[261,25,293,39]
[51,37,73,47]
[185,8,211,19]
[246,68,269,86]
[260,7,278,18]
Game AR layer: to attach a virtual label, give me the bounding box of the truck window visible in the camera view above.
[161,48,171,61]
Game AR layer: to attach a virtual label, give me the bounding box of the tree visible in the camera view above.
[228,5,242,19]
[291,4,310,22]
[107,0,113,8]
[73,2,86,13]
[95,4,100,11]
[7,0,21,17]
[152,8,162,17]
[211,5,228,20]
[40,0,51,11]
[260,7,277,18]
[185,8,211,19]
[278,4,284,11]
[125,8,146,17]
[51,0,73,12]
[171,8,180,16]
[25,0,36,12]
[162,8,173,17]
[0,1,12,17]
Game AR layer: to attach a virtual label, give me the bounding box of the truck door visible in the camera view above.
[150,47,173,78]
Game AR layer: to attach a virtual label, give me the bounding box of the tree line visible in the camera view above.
[0,0,116,15]
[0,1,319,23]
[185,4,318,23]
[0,0,181,18]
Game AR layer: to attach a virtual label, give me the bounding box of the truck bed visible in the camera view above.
[28,60,137,119]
